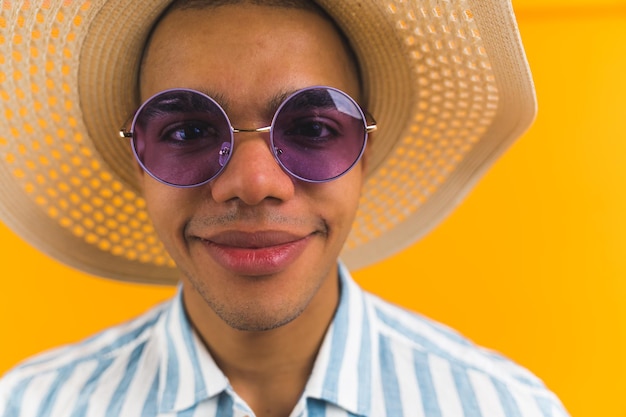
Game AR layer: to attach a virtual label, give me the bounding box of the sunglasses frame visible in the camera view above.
[119,86,377,187]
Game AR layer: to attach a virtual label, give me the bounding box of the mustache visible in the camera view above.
[186,207,325,230]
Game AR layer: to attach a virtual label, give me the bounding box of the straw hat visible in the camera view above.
[0,0,535,285]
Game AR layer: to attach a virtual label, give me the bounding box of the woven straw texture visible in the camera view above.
[0,0,535,284]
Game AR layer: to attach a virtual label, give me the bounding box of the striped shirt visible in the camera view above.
[0,263,569,417]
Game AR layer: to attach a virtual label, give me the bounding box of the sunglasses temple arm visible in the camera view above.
[118,111,138,138]
[365,111,378,133]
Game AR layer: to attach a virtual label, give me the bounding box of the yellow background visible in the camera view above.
[2,1,626,416]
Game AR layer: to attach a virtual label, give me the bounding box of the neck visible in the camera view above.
[182,269,340,416]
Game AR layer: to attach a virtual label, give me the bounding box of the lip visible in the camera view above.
[196,231,314,276]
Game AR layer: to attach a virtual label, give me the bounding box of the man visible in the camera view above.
[0,0,569,416]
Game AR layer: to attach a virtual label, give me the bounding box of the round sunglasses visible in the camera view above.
[119,86,376,187]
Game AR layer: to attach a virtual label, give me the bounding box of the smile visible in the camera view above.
[197,231,314,276]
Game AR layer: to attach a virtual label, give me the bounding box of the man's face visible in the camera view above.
[139,4,364,331]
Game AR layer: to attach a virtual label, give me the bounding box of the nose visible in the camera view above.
[210,133,295,205]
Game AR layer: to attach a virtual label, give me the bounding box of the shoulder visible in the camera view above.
[0,300,170,417]
[364,292,570,417]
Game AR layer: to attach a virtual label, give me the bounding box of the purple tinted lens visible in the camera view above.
[131,89,232,186]
[272,87,367,182]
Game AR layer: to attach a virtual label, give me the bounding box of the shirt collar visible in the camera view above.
[156,286,228,413]
[303,262,375,416]
[154,262,376,415]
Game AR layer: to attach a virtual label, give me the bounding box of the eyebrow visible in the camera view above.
[193,87,325,120]
[149,91,223,112]
[142,87,338,125]
[278,88,336,110]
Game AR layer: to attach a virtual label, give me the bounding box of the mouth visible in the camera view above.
[195,230,315,276]
[204,230,308,248]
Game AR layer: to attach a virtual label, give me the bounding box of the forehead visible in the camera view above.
[139,3,361,105]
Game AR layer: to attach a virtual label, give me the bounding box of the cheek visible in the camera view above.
[317,165,364,230]
[140,178,191,240]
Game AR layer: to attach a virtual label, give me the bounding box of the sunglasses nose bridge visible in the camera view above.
[209,128,295,205]
[227,126,279,169]
[232,126,272,134]
[230,126,273,152]
[229,125,279,164]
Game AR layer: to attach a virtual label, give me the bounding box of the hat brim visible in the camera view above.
[0,0,535,284]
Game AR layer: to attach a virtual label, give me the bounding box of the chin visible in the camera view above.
[215,303,306,332]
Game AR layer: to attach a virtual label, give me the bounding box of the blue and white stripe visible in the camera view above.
[0,263,570,416]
